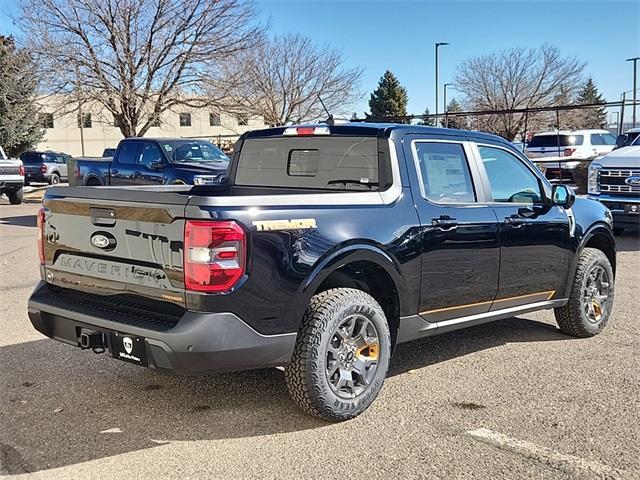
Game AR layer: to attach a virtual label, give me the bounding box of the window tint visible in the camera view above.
[236,137,380,191]
[413,142,475,203]
[117,141,140,165]
[140,142,163,168]
[527,134,583,148]
[591,134,604,145]
[77,113,92,128]
[179,113,191,127]
[479,146,542,204]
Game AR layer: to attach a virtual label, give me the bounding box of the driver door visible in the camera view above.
[475,143,571,306]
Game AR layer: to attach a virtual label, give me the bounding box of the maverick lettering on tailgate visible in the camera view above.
[54,254,173,289]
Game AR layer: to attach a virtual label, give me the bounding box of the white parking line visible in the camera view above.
[467,428,626,480]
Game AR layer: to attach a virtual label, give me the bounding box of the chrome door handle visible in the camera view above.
[504,215,525,227]
[432,216,458,230]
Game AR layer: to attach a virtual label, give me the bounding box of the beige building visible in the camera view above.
[36,96,265,157]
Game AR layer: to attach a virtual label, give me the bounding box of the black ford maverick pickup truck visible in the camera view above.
[28,123,616,421]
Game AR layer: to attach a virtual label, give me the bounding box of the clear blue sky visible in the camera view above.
[2,0,638,116]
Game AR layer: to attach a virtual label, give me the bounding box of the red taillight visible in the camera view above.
[75,165,80,179]
[283,126,330,136]
[563,148,576,157]
[19,165,25,177]
[37,207,45,265]
[40,163,48,173]
[184,220,246,292]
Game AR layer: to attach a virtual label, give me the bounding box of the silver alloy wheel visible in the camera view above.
[582,265,610,323]
[325,314,380,399]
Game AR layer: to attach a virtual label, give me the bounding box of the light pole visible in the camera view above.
[626,57,639,128]
[435,42,449,126]
[443,83,451,127]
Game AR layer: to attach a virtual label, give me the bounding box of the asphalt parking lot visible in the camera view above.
[1,198,639,480]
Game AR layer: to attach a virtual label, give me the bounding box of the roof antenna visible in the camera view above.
[318,95,335,125]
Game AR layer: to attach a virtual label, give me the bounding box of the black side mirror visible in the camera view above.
[614,134,628,150]
[551,184,575,209]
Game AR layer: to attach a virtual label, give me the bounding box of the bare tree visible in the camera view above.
[17,0,262,137]
[227,34,363,126]
[454,45,585,140]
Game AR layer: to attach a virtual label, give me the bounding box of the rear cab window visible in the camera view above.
[20,153,45,164]
[235,135,390,191]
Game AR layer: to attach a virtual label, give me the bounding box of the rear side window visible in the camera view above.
[117,142,140,165]
[412,142,476,203]
[591,133,616,145]
[235,137,382,191]
[527,135,583,148]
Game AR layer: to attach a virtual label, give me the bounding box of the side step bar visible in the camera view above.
[396,299,568,344]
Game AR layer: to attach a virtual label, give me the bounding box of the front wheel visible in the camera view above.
[554,247,614,337]
[285,288,391,421]
[7,189,23,205]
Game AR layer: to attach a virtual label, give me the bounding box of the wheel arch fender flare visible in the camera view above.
[300,243,406,300]
[83,173,103,186]
[564,222,616,297]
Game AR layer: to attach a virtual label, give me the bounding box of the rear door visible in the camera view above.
[474,143,571,307]
[403,136,500,322]
[110,141,141,186]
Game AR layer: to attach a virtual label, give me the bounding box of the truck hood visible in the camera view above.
[171,161,229,173]
[597,146,640,167]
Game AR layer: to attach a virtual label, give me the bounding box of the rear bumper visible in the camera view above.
[27,282,296,375]
[589,194,640,229]
[0,177,24,190]
[25,172,51,183]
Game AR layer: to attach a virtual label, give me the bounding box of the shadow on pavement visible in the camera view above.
[0,215,36,228]
[389,316,570,377]
[1,316,571,474]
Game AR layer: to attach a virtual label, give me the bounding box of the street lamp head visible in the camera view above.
[626,57,640,62]
[436,42,450,47]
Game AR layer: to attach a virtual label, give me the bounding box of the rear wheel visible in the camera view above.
[7,189,23,205]
[554,248,614,337]
[49,172,60,185]
[285,288,391,421]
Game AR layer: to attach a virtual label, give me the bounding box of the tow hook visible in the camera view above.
[79,331,106,354]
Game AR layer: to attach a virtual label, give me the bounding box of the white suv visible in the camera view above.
[525,129,617,193]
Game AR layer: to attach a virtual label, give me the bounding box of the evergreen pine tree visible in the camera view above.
[444,98,468,129]
[367,71,409,123]
[418,107,435,126]
[0,35,43,156]
[575,78,607,129]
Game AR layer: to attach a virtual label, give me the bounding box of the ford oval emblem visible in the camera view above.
[91,232,116,250]
[625,176,640,186]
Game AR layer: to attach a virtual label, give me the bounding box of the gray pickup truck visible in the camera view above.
[0,146,25,204]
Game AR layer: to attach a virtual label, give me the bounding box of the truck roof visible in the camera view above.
[244,122,510,145]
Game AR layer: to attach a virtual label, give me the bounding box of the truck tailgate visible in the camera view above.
[42,186,191,307]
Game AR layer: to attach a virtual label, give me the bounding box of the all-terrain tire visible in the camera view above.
[8,189,23,205]
[285,288,391,422]
[554,247,614,338]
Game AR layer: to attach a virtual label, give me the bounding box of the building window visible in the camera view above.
[179,112,192,127]
[77,113,92,128]
[237,114,249,126]
[209,113,221,126]
[40,113,54,129]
